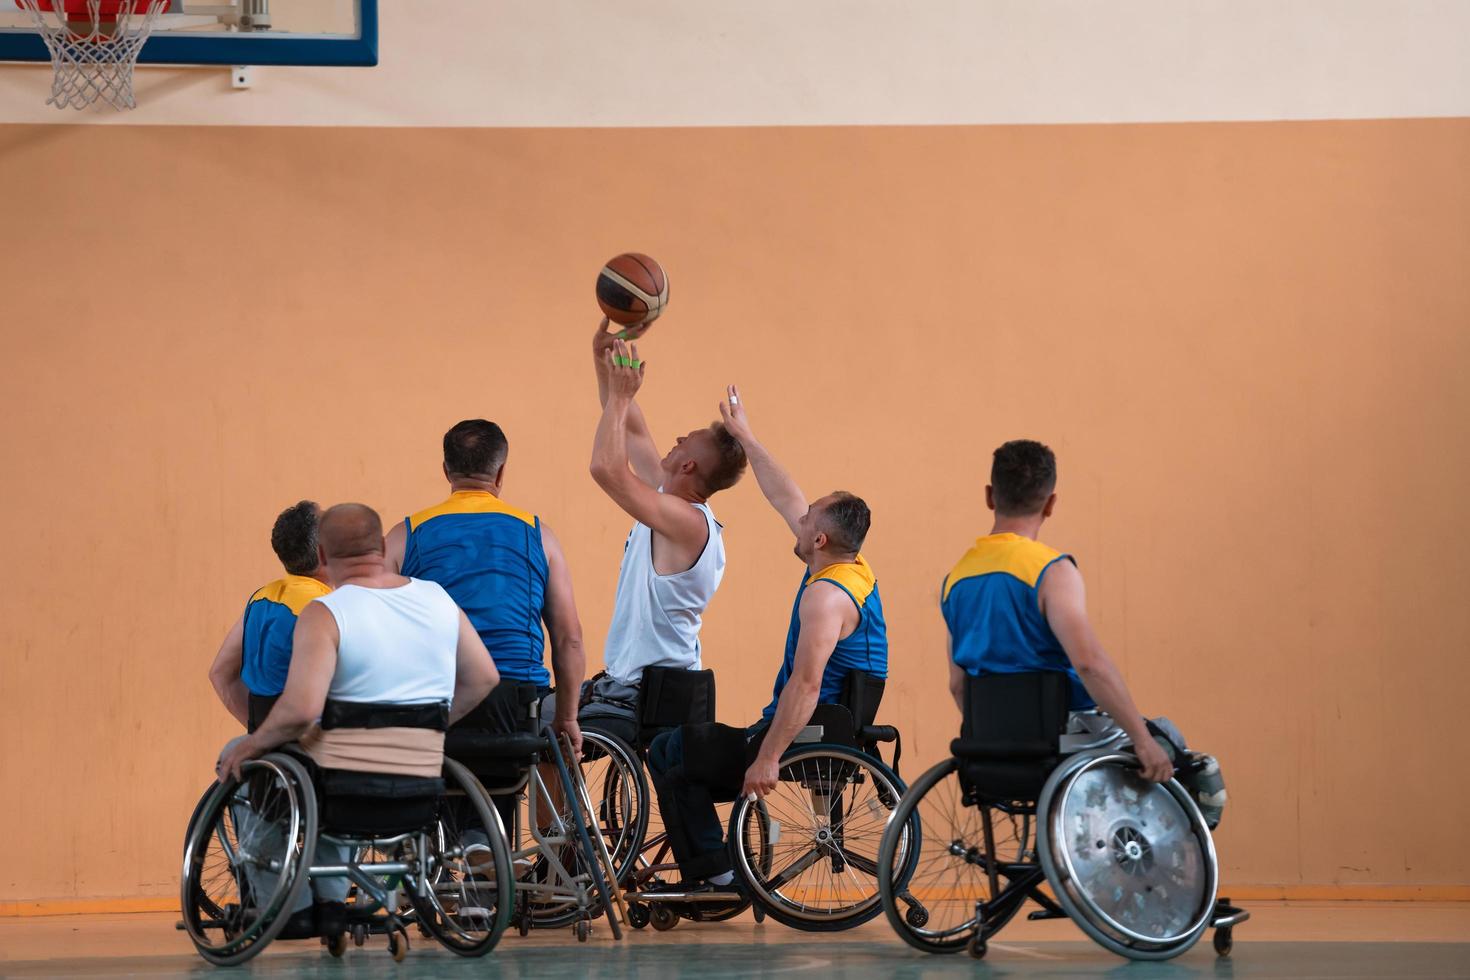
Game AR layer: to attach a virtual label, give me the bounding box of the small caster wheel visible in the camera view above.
[518,915,530,938]
[327,932,348,958]
[351,923,368,947]
[967,934,987,960]
[627,903,650,930]
[650,904,679,932]
[905,904,930,929]
[1213,927,1233,957]
[752,904,766,924]
[387,929,408,963]
[576,919,591,942]
[418,922,433,940]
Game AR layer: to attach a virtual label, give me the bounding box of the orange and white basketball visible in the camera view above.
[596,252,669,327]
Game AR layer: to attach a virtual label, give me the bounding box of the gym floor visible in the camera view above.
[2,903,1466,979]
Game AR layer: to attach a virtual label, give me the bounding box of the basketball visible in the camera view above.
[596,252,669,327]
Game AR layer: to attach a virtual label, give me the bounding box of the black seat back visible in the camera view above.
[445,681,545,780]
[951,671,1069,802]
[841,671,885,731]
[636,667,716,746]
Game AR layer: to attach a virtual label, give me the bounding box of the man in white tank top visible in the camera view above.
[215,504,499,931]
[581,321,747,737]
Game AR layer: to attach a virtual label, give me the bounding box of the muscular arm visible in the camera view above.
[593,318,661,486]
[1039,559,1171,781]
[207,611,250,728]
[742,585,857,798]
[719,386,805,535]
[540,523,586,751]
[384,520,407,574]
[589,366,707,548]
[449,610,499,725]
[218,602,338,778]
[946,637,967,715]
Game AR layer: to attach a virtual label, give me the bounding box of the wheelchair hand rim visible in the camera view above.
[1037,750,1217,953]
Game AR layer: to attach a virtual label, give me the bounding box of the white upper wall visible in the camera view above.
[2,0,1467,126]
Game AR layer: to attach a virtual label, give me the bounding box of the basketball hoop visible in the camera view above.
[16,0,170,110]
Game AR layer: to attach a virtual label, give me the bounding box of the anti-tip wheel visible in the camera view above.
[627,903,650,930]
[967,934,988,959]
[650,904,679,932]
[904,904,931,929]
[576,919,590,943]
[327,932,348,958]
[1213,927,1233,957]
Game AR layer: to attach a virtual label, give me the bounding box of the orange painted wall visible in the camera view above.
[0,118,1466,903]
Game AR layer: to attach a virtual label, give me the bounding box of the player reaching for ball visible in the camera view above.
[574,320,747,742]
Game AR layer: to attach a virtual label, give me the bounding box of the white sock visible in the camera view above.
[707,871,735,886]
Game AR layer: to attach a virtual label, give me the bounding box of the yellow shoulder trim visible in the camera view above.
[408,490,536,531]
[250,575,331,615]
[808,554,877,608]
[942,534,1063,601]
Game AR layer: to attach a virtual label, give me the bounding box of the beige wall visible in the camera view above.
[2,1,1470,127]
[0,117,1466,905]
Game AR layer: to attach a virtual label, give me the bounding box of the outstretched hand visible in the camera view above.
[604,338,646,400]
[718,384,755,444]
[594,316,652,362]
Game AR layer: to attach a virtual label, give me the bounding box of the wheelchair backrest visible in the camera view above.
[637,666,716,741]
[840,670,886,730]
[961,671,1069,756]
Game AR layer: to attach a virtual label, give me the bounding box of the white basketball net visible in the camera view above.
[17,0,170,110]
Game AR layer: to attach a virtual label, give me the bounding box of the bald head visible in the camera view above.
[318,503,385,561]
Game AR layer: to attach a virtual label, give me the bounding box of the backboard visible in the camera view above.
[0,0,376,66]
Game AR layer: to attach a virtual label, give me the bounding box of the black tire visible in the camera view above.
[413,759,514,957]
[180,753,318,967]
[730,744,911,932]
[650,904,679,931]
[880,756,1028,955]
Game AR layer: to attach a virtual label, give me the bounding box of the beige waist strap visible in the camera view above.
[301,726,445,778]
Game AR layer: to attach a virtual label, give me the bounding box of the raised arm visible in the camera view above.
[593,318,662,487]
[449,609,499,725]
[590,340,709,544]
[217,602,339,779]
[1038,559,1172,782]
[741,583,856,799]
[718,384,807,535]
[540,522,585,754]
[207,610,250,728]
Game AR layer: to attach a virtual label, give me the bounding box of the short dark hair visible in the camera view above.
[820,491,871,553]
[443,419,508,477]
[318,503,385,560]
[991,440,1057,516]
[701,423,748,495]
[271,500,321,576]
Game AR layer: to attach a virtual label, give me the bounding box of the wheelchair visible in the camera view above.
[876,671,1248,961]
[180,704,515,966]
[442,681,625,941]
[578,668,916,932]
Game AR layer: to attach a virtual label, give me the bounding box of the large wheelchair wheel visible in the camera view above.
[729,744,912,931]
[413,758,514,956]
[1036,750,1217,960]
[180,753,317,966]
[877,757,1031,953]
[578,727,650,884]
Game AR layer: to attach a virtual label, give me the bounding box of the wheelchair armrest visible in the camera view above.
[859,724,898,744]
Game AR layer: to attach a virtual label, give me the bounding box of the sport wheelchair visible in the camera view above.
[577,668,916,932]
[876,671,1247,960]
[443,681,624,941]
[180,702,515,966]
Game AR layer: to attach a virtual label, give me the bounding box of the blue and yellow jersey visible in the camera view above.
[762,555,889,720]
[400,490,550,687]
[240,574,331,697]
[942,532,1094,710]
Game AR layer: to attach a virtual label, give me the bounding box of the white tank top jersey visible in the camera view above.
[312,579,459,705]
[603,499,725,686]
